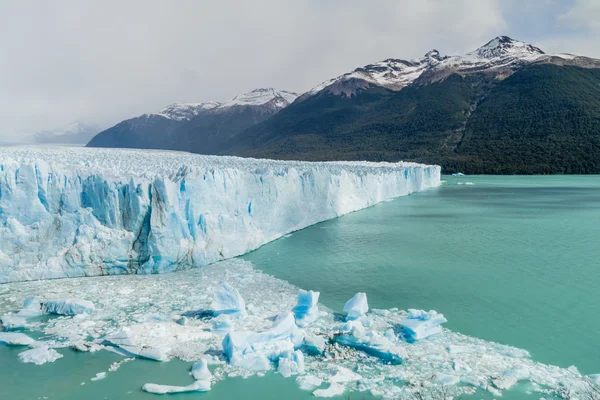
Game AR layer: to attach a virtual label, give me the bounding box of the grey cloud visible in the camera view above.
[0,0,595,141]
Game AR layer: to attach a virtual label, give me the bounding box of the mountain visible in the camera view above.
[223,37,600,174]
[87,88,298,153]
[34,121,99,145]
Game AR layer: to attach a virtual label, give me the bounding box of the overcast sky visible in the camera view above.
[0,0,598,142]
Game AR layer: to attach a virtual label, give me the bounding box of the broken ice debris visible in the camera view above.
[18,346,63,365]
[303,335,326,355]
[343,293,368,320]
[104,328,169,361]
[398,309,447,342]
[211,282,246,318]
[191,359,212,382]
[292,289,320,327]
[43,298,95,315]
[0,332,36,346]
[277,350,305,378]
[222,311,304,371]
[336,320,407,364]
[142,380,211,394]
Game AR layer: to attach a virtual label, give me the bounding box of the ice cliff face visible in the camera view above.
[0,147,440,283]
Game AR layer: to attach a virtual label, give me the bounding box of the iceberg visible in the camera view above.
[292,289,320,327]
[296,375,323,391]
[277,350,305,378]
[398,309,447,342]
[343,293,369,320]
[18,346,63,365]
[142,380,211,394]
[303,335,327,355]
[335,320,407,364]
[0,147,441,283]
[43,298,95,315]
[211,282,246,317]
[191,359,212,381]
[104,328,170,361]
[222,311,304,371]
[210,314,233,334]
[0,332,36,346]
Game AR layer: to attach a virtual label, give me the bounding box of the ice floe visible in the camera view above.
[18,346,63,364]
[142,380,211,394]
[0,332,36,346]
[0,258,595,399]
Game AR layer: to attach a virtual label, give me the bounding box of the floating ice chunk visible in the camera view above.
[277,350,305,378]
[327,365,362,383]
[91,372,107,381]
[210,314,232,334]
[504,365,530,381]
[492,376,518,390]
[336,321,407,364]
[313,383,346,397]
[0,332,35,346]
[222,312,303,371]
[142,380,211,394]
[399,309,447,342]
[43,298,95,315]
[297,375,323,391]
[436,373,460,385]
[211,282,246,318]
[104,328,169,361]
[452,360,472,373]
[174,316,188,326]
[18,346,63,365]
[343,293,368,321]
[292,289,320,327]
[191,359,212,381]
[1,315,28,331]
[452,172,465,176]
[19,296,44,317]
[303,335,326,355]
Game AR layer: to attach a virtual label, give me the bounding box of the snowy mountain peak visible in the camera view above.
[473,36,544,60]
[305,36,557,98]
[156,102,222,121]
[219,88,298,109]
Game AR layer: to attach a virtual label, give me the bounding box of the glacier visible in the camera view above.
[0,147,440,283]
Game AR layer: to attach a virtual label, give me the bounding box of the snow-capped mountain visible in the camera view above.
[218,88,298,111]
[87,88,297,153]
[305,36,594,98]
[146,88,298,120]
[155,102,222,121]
[34,121,99,145]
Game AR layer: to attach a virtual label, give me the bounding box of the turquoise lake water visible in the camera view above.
[1,175,599,399]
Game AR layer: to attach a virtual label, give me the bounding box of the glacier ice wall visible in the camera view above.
[0,147,440,283]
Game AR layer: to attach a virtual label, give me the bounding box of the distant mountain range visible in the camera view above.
[35,121,99,145]
[87,88,298,154]
[88,36,600,174]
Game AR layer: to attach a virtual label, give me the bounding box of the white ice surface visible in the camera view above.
[0,147,440,283]
[0,258,594,399]
[0,332,36,345]
[18,346,63,364]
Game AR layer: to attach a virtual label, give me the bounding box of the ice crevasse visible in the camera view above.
[0,147,441,283]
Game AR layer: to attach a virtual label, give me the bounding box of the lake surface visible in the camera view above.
[1,175,599,399]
